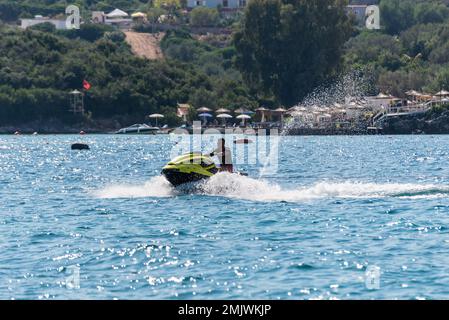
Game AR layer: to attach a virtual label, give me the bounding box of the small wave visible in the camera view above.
[93,173,449,202]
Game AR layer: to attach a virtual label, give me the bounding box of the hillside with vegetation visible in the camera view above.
[0,0,449,132]
[0,24,256,130]
[0,1,153,21]
[344,0,449,97]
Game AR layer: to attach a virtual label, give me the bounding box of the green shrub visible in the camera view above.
[190,7,220,27]
[28,22,56,33]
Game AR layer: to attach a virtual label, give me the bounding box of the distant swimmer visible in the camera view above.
[209,138,233,173]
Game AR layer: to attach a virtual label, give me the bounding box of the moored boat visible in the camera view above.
[115,124,159,134]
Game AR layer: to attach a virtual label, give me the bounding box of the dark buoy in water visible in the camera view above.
[71,143,89,150]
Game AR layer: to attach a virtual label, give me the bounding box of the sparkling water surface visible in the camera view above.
[1,134,449,300]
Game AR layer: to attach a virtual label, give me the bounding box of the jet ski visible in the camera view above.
[162,153,219,187]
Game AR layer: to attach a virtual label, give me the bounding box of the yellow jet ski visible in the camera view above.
[162,153,219,187]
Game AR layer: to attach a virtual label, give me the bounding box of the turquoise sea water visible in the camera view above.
[1,134,449,300]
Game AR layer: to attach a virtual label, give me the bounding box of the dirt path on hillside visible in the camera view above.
[124,31,164,60]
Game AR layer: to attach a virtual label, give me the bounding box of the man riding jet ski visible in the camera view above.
[208,138,233,173]
[162,139,237,187]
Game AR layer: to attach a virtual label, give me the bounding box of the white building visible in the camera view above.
[92,9,132,29]
[21,16,67,30]
[187,0,246,9]
[92,11,106,24]
[187,1,374,16]
[346,4,369,24]
[365,93,399,112]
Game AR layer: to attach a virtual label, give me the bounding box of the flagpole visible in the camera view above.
[82,80,92,115]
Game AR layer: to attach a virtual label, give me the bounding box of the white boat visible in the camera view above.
[115,124,159,134]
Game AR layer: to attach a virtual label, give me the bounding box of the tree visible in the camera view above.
[190,7,220,27]
[379,0,449,35]
[344,31,404,71]
[29,22,56,33]
[60,23,114,42]
[146,7,167,23]
[413,2,449,25]
[234,0,353,106]
[437,68,449,91]
[153,0,181,11]
[0,22,258,127]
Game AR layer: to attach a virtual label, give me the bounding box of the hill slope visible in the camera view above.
[124,32,164,60]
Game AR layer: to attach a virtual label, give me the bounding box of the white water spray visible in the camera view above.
[258,72,373,177]
[93,176,176,199]
[94,173,449,202]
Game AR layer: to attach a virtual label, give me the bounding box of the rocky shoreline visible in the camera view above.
[382,109,449,135]
[0,118,124,134]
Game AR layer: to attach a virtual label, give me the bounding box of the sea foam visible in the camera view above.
[93,175,176,199]
[93,173,449,202]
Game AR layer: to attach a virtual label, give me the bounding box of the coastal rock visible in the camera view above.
[383,109,449,134]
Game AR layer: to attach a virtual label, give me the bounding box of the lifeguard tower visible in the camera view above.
[69,89,85,115]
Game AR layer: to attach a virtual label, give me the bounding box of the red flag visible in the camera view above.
[83,80,91,91]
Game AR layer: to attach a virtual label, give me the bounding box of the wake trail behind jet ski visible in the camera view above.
[94,173,449,202]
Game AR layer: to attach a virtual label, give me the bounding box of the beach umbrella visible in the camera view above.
[177,103,190,123]
[149,113,164,127]
[197,107,212,113]
[405,92,426,101]
[286,106,302,115]
[149,113,164,118]
[405,90,422,97]
[435,90,449,96]
[235,108,255,115]
[216,113,232,125]
[215,108,231,114]
[376,93,389,98]
[236,114,251,126]
[216,113,232,118]
[198,113,213,124]
[419,94,433,101]
[131,12,147,18]
[256,107,270,122]
[273,107,287,125]
[374,92,395,99]
[289,106,307,112]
